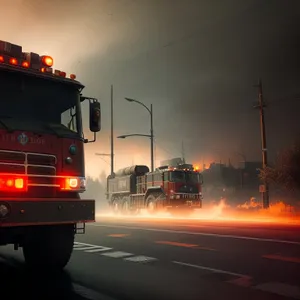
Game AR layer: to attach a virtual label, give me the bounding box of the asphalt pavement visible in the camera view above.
[0,216,300,300]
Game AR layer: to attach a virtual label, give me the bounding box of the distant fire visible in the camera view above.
[192,197,300,224]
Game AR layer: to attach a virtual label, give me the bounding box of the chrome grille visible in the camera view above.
[0,163,25,174]
[0,149,57,187]
[27,153,56,166]
[0,150,25,163]
[27,165,56,176]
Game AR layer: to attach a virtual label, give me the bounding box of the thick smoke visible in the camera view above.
[1,0,300,177]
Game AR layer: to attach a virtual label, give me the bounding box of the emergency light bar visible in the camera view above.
[0,40,76,80]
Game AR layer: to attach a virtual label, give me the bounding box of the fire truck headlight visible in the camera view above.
[175,195,180,199]
[0,203,10,218]
[61,177,86,192]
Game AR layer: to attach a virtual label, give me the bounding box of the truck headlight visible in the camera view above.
[60,177,86,192]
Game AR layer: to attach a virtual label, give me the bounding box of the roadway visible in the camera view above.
[0,216,299,300]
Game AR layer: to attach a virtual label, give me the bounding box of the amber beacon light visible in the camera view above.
[41,55,53,67]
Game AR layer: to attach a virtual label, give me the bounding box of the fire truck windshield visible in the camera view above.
[0,69,83,136]
[169,171,201,184]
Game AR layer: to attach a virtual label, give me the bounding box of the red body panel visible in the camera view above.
[0,199,95,227]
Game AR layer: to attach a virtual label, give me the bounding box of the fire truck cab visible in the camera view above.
[0,40,100,271]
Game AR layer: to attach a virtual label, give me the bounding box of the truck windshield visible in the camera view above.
[0,69,83,136]
[169,171,201,184]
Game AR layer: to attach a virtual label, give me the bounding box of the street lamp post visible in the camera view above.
[124,98,154,172]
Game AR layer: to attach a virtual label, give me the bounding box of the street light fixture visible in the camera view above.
[123,97,154,172]
[125,97,134,102]
[117,134,151,139]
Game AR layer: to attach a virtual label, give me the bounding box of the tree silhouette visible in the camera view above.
[259,141,300,191]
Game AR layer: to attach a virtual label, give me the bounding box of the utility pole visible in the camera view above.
[150,104,154,172]
[254,79,269,209]
[110,85,115,177]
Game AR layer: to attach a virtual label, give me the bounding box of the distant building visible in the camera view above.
[240,161,261,189]
[201,161,262,199]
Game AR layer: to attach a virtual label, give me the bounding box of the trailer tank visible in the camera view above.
[107,165,149,199]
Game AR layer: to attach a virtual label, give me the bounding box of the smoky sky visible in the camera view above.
[79,0,300,163]
[2,0,300,174]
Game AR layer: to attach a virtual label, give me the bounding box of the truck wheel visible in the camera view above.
[121,197,130,215]
[112,200,120,214]
[146,194,157,214]
[22,224,74,272]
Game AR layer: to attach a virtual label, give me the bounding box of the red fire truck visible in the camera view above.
[106,161,203,215]
[0,40,101,271]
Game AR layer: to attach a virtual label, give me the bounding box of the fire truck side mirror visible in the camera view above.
[89,101,101,132]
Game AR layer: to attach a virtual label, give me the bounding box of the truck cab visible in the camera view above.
[157,165,203,213]
[164,169,203,197]
[0,40,101,272]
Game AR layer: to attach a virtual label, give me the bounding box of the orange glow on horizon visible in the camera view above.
[96,198,300,225]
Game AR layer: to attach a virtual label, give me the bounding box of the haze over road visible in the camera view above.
[0,217,299,300]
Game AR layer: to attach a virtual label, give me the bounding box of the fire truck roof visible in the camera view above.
[0,64,84,91]
[0,40,84,90]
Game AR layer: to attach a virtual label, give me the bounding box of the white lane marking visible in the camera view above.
[74,242,113,252]
[254,282,300,299]
[101,251,133,258]
[85,247,113,253]
[90,224,300,245]
[74,241,158,262]
[74,244,85,248]
[124,256,158,263]
[73,283,117,300]
[173,261,250,279]
[74,246,103,251]
[74,242,100,247]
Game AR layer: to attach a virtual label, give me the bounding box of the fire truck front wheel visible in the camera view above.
[146,194,157,214]
[22,224,74,272]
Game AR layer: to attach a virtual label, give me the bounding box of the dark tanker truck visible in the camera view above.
[106,163,203,215]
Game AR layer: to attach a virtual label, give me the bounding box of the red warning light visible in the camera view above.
[70,74,76,80]
[6,179,14,187]
[0,56,4,63]
[59,71,66,78]
[41,55,53,67]
[9,57,18,65]
[0,176,27,192]
[22,61,29,68]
